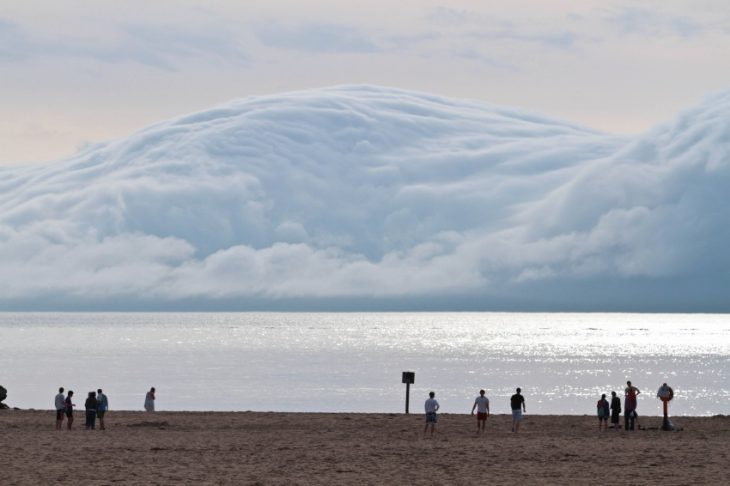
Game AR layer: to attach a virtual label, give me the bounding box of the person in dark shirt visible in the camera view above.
[610,391,621,429]
[510,387,526,433]
[64,391,75,430]
[84,391,98,430]
[597,394,610,431]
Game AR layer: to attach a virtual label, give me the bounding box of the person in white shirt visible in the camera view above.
[424,391,440,437]
[55,387,66,430]
[471,389,490,433]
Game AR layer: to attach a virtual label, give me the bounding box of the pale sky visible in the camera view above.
[2,0,730,166]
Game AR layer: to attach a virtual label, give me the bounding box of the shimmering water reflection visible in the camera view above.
[1,313,727,415]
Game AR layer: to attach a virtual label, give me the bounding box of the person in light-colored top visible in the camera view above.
[96,389,109,430]
[55,387,65,430]
[471,389,490,433]
[424,391,440,437]
[144,387,156,412]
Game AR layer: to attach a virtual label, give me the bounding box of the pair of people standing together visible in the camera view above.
[423,388,526,437]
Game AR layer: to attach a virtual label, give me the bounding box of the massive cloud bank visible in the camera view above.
[1,85,728,310]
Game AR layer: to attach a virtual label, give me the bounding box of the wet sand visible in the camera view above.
[1,410,728,485]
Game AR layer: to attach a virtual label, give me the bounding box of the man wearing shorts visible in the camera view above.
[96,389,109,430]
[471,389,490,433]
[55,387,65,430]
[510,387,526,433]
[424,391,440,437]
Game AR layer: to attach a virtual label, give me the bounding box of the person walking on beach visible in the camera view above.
[597,394,610,431]
[424,391,440,437]
[510,388,526,433]
[144,387,156,412]
[64,391,75,430]
[624,381,640,430]
[610,391,621,429]
[96,389,109,430]
[84,391,97,430]
[471,389,490,434]
[55,387,66,430]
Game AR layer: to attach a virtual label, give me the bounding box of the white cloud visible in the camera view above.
[0,85,728,310]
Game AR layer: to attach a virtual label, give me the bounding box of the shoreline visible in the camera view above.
[2,410,728,484]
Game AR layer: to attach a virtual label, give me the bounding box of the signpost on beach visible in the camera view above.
[402,371,415,414]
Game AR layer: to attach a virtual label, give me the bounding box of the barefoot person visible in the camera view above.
[144,387,156,412]
[423,391,440,437]
[471,389,490,433]
[624,381,640,431]
[596,394,610,431]
[84,391,97,430]
[610,391,621,429]
[510,388,526,433]
[64,391,75,430]
[96,389,109,430]
[55,387,66,430]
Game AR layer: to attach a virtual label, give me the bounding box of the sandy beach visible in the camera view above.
[1,410,728,485]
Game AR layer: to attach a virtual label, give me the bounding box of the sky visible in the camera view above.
[1,1,729,311]
[3,0,730,166]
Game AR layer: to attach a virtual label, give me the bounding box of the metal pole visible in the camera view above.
[405,382,410,414]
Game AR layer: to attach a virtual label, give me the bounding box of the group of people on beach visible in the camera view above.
[54,387,109,431]
[54,386,157,430]
[423,387,527,437]
[424,381,674,436]
[595,381,674,431]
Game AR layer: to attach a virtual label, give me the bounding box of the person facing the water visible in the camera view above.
[610,391,621,429]
[144,387,156,412]
[55,387,66,430]
[597,394,610,431]
[424,391,440,437]
[471,389,490,433]
[64,391,75,430]
[84,391,97,430]
[96,389,108,430]
[624,380,640,430]
[510,387,526,433]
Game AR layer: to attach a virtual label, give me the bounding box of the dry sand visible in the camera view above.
[1,410,728,485]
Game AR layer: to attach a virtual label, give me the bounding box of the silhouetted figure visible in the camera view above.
[84,391,97,430]
[144,387,156,412]
[624,381,640,431]
[610,391,621,429]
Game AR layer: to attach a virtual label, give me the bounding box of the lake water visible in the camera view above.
[1,313,728,416]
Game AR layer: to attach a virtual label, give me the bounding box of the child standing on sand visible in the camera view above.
[596,394,610,431]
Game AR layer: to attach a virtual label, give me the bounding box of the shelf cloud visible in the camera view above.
[1,85,728,310]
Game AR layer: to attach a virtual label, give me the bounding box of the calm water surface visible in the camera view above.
[1,313,728,415]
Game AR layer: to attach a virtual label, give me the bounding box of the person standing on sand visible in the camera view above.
[609,391,621,429]
[55,387,66,430]
[510,388,526,433]
[624,380,640,430]
[84,391,97,430]
[144,387,156,412]
[597,394,610,431]
[96,389,108,430]
[424,391,440,437]
[471,389,490,433]
[64,391,75,430]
